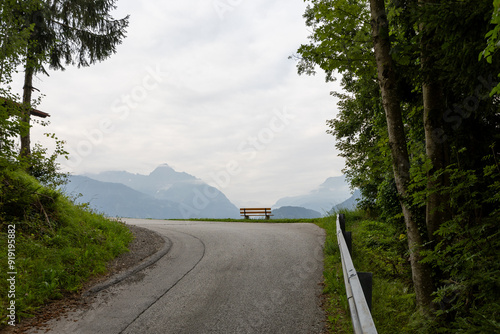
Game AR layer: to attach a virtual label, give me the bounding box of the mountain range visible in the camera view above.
[272,175,355,214]
[61,164,359,219]
[62,164,240,219]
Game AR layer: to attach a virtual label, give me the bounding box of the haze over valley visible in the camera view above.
[62,164,359,219]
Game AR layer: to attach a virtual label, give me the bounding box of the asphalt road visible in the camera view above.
[33,220,326,334]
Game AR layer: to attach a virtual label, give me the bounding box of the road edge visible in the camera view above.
[84,231,173,295]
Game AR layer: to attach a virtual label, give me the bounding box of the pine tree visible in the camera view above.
[20,0,129,157]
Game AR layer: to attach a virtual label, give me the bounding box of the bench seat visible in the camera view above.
[240,208,273,220]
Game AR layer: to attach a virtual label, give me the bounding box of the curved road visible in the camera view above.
[34,220,326,334]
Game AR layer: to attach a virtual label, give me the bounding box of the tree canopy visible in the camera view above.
[295,0,500,330]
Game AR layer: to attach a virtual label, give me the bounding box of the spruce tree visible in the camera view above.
[20,0,129,157]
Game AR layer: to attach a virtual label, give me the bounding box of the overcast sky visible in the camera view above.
[26,0,345,207]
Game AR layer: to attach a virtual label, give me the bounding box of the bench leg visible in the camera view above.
[265,215,270,220]
[245,215,249,219]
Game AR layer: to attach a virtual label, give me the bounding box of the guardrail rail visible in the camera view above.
[337,214,377,334]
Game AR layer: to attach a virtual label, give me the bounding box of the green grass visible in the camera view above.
[341,211,418,333]
[0,170,133,328]
[311,208,420,333]
[314,214,353,333]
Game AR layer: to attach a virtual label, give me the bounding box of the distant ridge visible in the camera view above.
[272,206,322,219]
[63,165,240,219]
[63,175,182,218]
[273,175,353,213]
[332,189,362,212]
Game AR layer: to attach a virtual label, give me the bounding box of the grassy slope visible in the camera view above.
[343,213,417,333]
[315,210,418,333]
[0,169,133,328]
[313,215,353,333]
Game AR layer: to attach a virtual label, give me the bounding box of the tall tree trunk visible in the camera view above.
[20,60,34,158]
[369,0,435,312]
[422,81,450,241]
[420,0,451,243]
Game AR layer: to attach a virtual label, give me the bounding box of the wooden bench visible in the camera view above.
[240,208,273,220]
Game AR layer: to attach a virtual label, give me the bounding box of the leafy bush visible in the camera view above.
[416,149,500,333]
[26,139,69,189]
[352,220,411,282]
[0,167,61,233]
[375,177,404,228]
[348,218,416,333]
[348,146,500,333]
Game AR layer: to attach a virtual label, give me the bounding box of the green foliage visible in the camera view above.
[0,0,40,163]
[25,136,69,188]
[375,177,404,227]
[296,0,500,328]
[0,0,67,179]
[0,0,41,83]
[292,0,373,81]
[0,130,69,225]
[0,168,133,327]
[0,167,59,233]
[348,217,417,333]
[416,148,500,333]
[351,220,412,284]
[22,0,129,74]
[327,72,392,212]
[0,101,26,163]
[295,0,386,210]
[479,0,500,95]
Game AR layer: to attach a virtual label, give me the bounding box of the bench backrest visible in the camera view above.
[240,208,272,215]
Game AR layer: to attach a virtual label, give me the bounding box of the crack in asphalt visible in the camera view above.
[118,229,207,334]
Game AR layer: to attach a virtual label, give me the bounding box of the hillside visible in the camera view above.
[0,168,133,327]
[272,206,322,219]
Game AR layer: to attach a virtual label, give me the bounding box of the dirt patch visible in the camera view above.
[2,224,165,334]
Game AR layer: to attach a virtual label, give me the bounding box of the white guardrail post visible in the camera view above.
[337,214,378,334]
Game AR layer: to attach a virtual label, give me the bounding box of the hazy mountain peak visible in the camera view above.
[153,163,175,172]
[149,164,196,183]
[149,164,174,176]
[273,175,352,213]
[66,164,240,219]
[318,175,347,190]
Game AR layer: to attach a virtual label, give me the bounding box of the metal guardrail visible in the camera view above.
[337,214,378,334]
